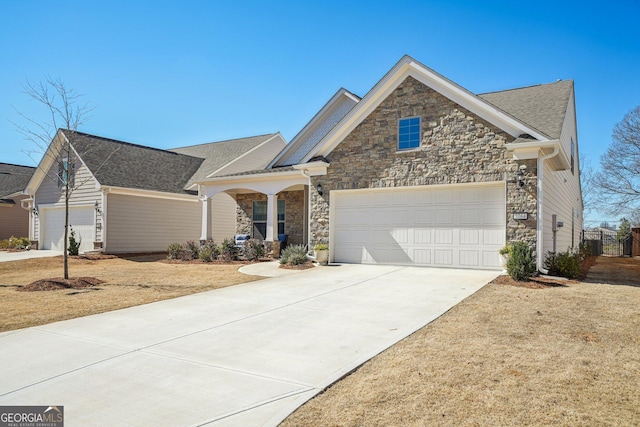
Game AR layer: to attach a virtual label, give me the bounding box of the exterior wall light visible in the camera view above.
[32,207,38,216]
[316,184,323,196]
[94,201,102,215]
[517,165,527,188]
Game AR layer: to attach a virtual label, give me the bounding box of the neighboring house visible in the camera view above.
[0,163,35,240]
[198,55,582,271]
[24,131,286,253]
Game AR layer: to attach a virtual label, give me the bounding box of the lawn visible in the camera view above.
[0,254,265,332]
[281,256,640,426]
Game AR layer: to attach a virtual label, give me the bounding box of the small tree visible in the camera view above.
[617,217,631,240]
[506,241,537,281]
[13,78,96,279]
[595,105,640,220]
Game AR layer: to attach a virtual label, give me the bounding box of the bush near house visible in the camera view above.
[68,228,81,256]
[243,238,265,261]
[198,240,220,262]
[544,249,581,279]
[506,241,537,281]
[0,236,31,250]
[279,244,308,266]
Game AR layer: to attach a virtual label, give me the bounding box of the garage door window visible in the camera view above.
[252,200,285,240]
[398,117,421,150]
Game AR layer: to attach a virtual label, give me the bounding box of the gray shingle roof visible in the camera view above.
[170,133,278,188]
[0,163,36,199]
[69,131,204,195]
[479,80,573,139]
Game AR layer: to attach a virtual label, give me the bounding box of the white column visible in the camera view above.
[200,197,213,241]
[265,193,278,242]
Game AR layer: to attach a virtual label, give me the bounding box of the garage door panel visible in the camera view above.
[332,183,506,270]
[41,207,94,253]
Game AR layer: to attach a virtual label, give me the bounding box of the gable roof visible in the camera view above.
[170,133,282,188]
[269,89,360,167]
[479,80,573,140]
[301,55,572,163]
[0,163,35,199]
[69,131,204,195]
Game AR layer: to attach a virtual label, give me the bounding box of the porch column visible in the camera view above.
[265,193,278,242]
[200,197,213,241]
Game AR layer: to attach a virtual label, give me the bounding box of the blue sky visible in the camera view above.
[1,1,639,224]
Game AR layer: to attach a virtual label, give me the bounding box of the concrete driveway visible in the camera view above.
[0,250,62,262]
[0,264,499,426]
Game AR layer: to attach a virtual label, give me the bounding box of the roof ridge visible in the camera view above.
[478,79,573,96]
[0,162,36,169]
[171,132,278,150]
[67,130,190,156]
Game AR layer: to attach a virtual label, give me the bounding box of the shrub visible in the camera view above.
[243,239,265,261]
[220,238,239,261]
[506,241,536,281]
[0,236,31,250]
[199,240,220,262]
[68,227,81,256]
[544,249,580,279]
[578,242,592,260]
[183,240,200,261]
[167,243,184,260]
[280,244,308,265]
[314,243,328,251]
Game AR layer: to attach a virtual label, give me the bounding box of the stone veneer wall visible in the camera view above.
[236,190,305,245]
[310,76,538,253]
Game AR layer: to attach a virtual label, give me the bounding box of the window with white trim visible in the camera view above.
[398,117,421,150]
[58,157,75,189]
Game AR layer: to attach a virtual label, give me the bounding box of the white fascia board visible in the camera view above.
[304,56,548,162]
[292,161,329,176]
[268,89,359,169]
[506,139,570,169]
[24,130,65,195]
[197,169,304,185]
[100,186,199,202]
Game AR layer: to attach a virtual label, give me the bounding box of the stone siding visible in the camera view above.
[236,190,305,245]
[310,76,538,252]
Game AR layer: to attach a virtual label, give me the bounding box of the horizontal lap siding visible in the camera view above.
[210,192,236,243]
[106,194,200,253]
[0,201,29,240]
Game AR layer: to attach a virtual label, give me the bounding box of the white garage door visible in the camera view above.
[331,183,506,270]
[41,206,95,253]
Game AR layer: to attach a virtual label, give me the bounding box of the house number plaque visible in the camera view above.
[513,212,528,220]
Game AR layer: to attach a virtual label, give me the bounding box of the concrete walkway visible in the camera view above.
[0,264,499,426]
[0,249,62,262]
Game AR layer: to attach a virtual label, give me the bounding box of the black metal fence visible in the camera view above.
[581,230,633,257]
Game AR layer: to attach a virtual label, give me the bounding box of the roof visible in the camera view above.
[170,133,280,188]
[70,131,204,195]
[0,162,36,199]
[479,80,574,140]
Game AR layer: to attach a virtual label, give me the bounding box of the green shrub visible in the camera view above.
[506,241,536,281]
[68,227,81,256]
[578,242,592,260]
[167,243,184,260]
[280,244,308,265]
[243,239,265,261]
[314,243,329,251]
[544,249,580,279]
[0,236,31,250]
[220,238,239,261]
[199,240,220,262]
[182,240,199,261]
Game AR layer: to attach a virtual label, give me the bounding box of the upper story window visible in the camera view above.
[58,157,75,189]
[570,138,575,175]
[398,117,421,150]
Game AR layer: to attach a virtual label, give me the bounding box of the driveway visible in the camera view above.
[0,264,499,426]
[0,249,62,262]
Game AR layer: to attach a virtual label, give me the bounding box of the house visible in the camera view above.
[197,55,582,271]
[23,131,286,253]
[0,163,35,240]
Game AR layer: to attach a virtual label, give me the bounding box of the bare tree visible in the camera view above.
[595,105,640,219]
[13,77,94,279]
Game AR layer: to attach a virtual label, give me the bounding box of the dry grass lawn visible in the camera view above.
[0,254,264,332]
[282,256,640,426]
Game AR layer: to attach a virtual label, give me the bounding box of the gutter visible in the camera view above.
[537,145,560,274]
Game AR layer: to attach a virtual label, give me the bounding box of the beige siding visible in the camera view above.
[210,192,236,242]
[34,156,102,243]
[213,135,286,176]
[542,91,583,255]
[106,193,200,253]
[0,197,29,240]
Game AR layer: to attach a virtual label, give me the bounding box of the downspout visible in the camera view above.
[537,145,560,274]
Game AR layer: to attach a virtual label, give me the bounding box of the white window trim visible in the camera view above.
[397,116,422,151]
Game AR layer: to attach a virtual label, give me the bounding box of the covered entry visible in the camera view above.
[330,183,506,269]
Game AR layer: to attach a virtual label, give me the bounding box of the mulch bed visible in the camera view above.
[492,255,597,289]
[279,261,315,270]
[18,277,105,292]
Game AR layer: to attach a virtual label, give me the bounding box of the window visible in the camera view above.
[58,157,75,189]
[398,117,421,150]
[570,138,575,175]
[252,200,285,240]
